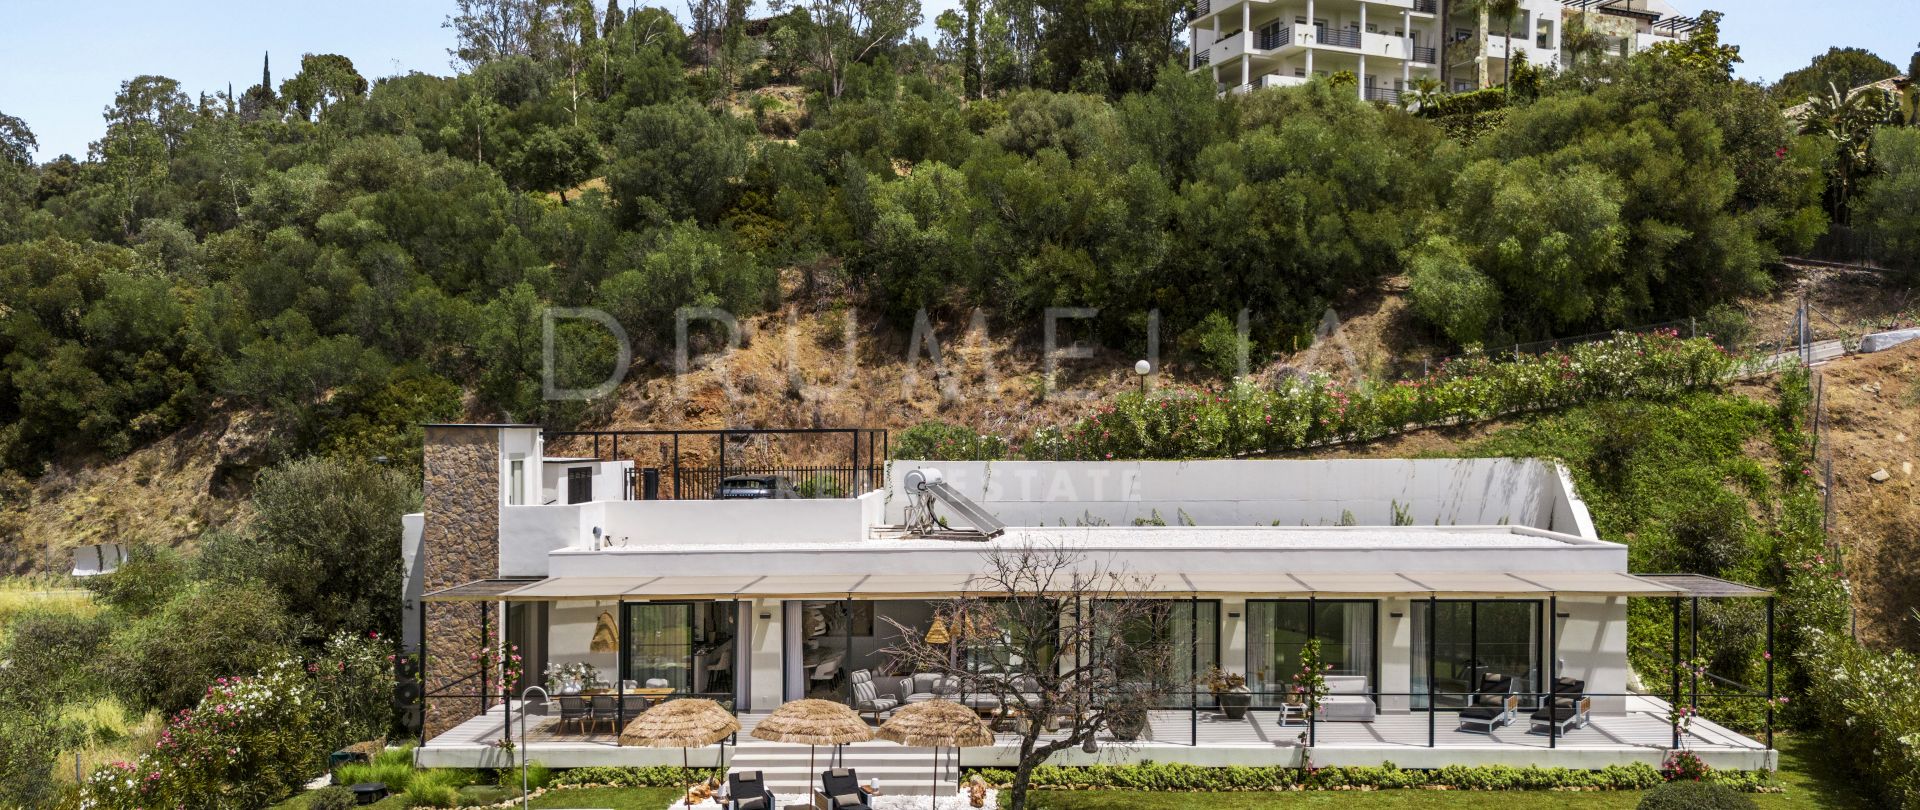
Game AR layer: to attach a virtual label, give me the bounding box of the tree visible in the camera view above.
[104,579,295,714]
[1799,80,1895,223]
[607,100,751,225]
[0,111,35,166]
[199,457,420,644]
[446,0,542,68]
[1860,127,1920,269]
[1773,46,1899,106]
[280,53,369,121]
[781,0,923,98]
[512,124,601,200]
[879,542,1175,810]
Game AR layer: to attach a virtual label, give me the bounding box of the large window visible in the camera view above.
[623,601,737,704]
[1246,600,1376,706]
[1411,600,1540,709]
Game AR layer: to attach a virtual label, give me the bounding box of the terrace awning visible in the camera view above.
[425,570,1695,602]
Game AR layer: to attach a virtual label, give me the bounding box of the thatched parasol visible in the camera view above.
[878,700,994,809]
[620,698,741,802]
[751,699,875,783]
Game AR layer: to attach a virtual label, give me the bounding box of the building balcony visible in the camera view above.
[1365,86,1402,103]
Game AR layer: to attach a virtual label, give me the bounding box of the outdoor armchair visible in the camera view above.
[850,669,899,722]
[1456,672,1518,733]
[1528,677,1591,734]
[820,768,873,810]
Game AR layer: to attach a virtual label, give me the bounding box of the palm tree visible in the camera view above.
[1408,76,1444,111]
[1490,0,1522,88]
[1561,11,1607,71]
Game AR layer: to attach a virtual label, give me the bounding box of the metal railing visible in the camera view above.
[545,427,888,501]
[1365,86,1401,103]
[1413,0,1437,11]
[1195,49,1211,67]
[1320,28,1362,48]
[1413,45,1437,63]
[1257,26,1292,50]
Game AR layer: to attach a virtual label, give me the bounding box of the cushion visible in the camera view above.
[1324,675,1368,695]
[1552,677,1585,694]
[1531,704,1583,722]
[1458,706,1505,721]
[829,769,852,777]
[832,793,865,807]
[736,797,767,810]
[852,678,877,703]
[905,692,939,703]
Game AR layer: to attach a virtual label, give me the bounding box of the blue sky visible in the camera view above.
[1,0,1914,161]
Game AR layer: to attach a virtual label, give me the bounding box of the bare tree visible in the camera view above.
[881,542,1176,810]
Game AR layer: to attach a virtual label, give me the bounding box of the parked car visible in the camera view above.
[717,475,798,499]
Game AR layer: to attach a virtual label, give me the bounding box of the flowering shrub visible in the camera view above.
[1796,629,1920,809]
[81,659,324,809]
[81,633,399,810]
[904,333,1737,462]
[963,761,1780,792]
[1664,749,1712,781]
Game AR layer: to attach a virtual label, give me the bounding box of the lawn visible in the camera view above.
[269,736,1867,810]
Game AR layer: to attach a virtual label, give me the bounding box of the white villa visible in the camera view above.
[1190,0,1700,98]
[404,424,1774,789]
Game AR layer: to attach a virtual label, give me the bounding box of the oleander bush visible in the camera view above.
[78,634,400,809]
[1796,630,1920,809]
[899,333,1737,462]
[964,761,1781,792]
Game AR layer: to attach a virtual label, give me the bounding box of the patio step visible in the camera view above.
[726,739,956,795]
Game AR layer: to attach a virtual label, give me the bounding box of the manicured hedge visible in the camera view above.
[963,761,1781,793]
[549,765,726,787]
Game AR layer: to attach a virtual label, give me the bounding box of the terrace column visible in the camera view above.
[420,425,506,740]
[1358,2,1368,99]
[1306,0,1315,74]
[749,599,785,712]
[1242,1,1252,88]
[1222,598,1248,678]
[1378,598,1412,713]
[1403,9,1412,88]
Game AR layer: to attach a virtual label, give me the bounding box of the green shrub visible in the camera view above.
[1798,629,1920,808]
[1637,780,1757,810]
[1420,86,1508,118]
[549,765,724,787]
[891,421,1010,461]
[404,782,459,808]
[1018,333,1735,462]
[308,785,357,810]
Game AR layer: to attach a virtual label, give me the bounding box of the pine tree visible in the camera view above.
[603,0,625,38]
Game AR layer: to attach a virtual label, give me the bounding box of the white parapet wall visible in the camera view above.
[886,458,1597,537]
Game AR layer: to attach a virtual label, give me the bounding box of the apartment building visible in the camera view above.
[1189,0,1698,99]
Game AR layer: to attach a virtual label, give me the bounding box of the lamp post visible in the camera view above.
[1134,359,1152,395]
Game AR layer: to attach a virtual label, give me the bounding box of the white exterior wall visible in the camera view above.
[547,599,621,686]
[1557,596,1630,714]
[886,459,1591,535]
[540,459,633,506]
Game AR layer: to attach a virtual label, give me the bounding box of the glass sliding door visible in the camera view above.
[1411,600,1540,709]
[623,601,738,705]
[1245,600,1377,707]
[1095,600,1219,708]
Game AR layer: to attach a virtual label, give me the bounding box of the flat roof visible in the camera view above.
[557,525,1598,556]
[425,571,1685,602]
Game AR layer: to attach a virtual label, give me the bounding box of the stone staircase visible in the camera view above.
[727,714,956,796]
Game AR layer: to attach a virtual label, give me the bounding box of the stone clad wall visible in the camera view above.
[421,426,501,739]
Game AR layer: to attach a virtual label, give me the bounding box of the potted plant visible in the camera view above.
[1200,666,1253,720]
[1106,706,1147,741]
